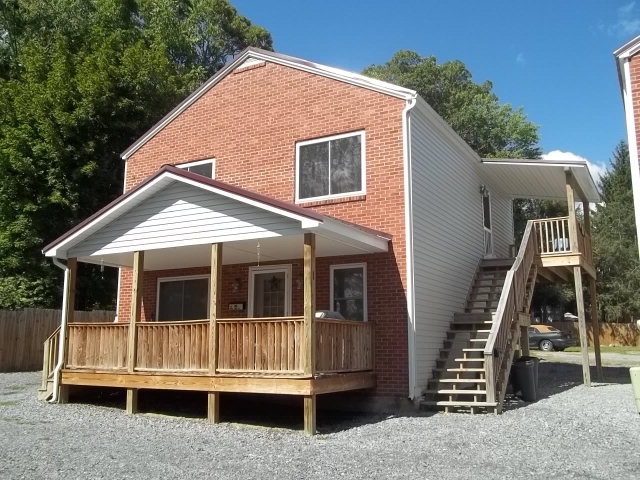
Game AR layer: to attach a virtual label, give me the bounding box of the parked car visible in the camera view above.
[528,325,575,351]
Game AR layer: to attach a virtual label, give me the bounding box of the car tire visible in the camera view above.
[539,339,554,352]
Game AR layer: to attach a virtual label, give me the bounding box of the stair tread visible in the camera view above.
[434,389,487,395]
[423,400,498,407]
[435,367,486,372]
[462,348,486,352]
[454,357,485,362]
[436,378,487,383]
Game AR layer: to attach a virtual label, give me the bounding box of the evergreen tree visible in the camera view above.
[592,141,640,322]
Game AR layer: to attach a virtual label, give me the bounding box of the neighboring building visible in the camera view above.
[42,48,599,432]
[615,36,640,258]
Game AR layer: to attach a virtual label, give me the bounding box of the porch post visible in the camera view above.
[588,278,603,381]
[59,257,77,404]
[565,171,579,253]
[573,266,591,387]
[303,233,316,435]
[127,250,144,414]
[208,243,222,424]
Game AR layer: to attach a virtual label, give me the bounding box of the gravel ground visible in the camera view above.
[1,360,638,480]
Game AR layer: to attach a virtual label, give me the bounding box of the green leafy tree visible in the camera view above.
[0,0,271,309]
[363,50,541,158]
[592,141,640,322]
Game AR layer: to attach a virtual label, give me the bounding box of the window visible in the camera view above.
[296,131,365,202]
[330,263,367,321]
[177,159,215,178]
[157,276,209,321]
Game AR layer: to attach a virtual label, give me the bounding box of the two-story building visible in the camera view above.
[42,48,600,433]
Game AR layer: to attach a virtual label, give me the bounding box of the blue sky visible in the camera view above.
[232,0,640,180]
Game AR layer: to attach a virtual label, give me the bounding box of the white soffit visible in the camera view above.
[481,158,600,203]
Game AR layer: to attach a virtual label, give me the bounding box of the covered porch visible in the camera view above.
[42,166,388,433]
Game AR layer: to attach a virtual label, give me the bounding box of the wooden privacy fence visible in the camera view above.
[0,308,115,372]
[546,321,640,347]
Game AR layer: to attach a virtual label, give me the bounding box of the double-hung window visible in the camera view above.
[296,131,365,202]
[177,159,215,178]
[330,263,367,321]
[156,276,209,321]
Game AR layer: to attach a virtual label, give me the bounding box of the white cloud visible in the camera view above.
[542,150,607,187]
[607,2,640,37]
[516,52,526,66]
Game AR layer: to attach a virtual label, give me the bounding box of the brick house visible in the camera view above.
[615,36,640,259]
[43,48,599,432]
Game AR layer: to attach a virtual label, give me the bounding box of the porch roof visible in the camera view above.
[480,158,601,203]
[43,166,390,270]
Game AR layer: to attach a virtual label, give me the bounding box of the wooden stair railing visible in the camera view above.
[484,220,538,410]
[39,326,60,400]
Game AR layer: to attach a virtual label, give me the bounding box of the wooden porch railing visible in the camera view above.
[66,322,128,370]
[533,216,591,261]
[40,326,60,392]
[484,220,538,405]
[136,320,209,371]
[316,319,373,372]
[217,317,305,374]
[60,316,372,376]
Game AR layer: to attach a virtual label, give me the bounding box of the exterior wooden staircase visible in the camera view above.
[422,221,539,414]
[38,327,59,401]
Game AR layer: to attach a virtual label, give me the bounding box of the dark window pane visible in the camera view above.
[182,278,209,320]
[299,142,329,199]
[330,135,361,195]
[187,162,213,178]
[332,267,364,321]
[483,195,491,230]
[158,281,183,321]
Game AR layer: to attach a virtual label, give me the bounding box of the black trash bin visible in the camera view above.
[511,356,540,401]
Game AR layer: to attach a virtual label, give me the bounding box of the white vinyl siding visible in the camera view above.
[408,100,494,396]
[490,195,514,258]
[68,181,300,257]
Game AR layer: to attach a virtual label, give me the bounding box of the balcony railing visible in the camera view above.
[533,216,591,263]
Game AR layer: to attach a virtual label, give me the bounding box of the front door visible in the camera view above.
[248,265,292,317]
[482,190,494,258]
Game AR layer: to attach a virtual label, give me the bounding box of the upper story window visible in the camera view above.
[177,158,215,178]
[295,131,365,202]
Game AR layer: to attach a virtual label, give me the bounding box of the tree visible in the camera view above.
[0,0,272,309]
[592,141,640,322]
[363,51,541,158]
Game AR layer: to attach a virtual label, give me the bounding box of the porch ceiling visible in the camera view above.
[43,165,390,270]
[480,158,601,203]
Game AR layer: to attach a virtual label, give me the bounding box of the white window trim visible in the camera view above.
[156,274,210,321]
[247,264,292,317]
[295,131,366,203]
[176,158,216,178]
[482,191,495,258]
[330,263,368,322]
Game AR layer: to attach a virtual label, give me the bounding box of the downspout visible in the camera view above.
[49,257,69,403]
[621,57,640,258]
[402,94,418,400]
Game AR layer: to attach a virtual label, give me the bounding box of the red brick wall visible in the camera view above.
[630,55,640,172]
[119,60,408,396]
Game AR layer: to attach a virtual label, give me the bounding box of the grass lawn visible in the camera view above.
[565,345,640,354]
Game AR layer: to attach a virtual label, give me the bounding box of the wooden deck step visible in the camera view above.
[435,389,487,395]
[429,400,498,407]
[480,258,514,268]
[462,348,485,353]
[436,378,486,384]
[454,357,485,362]
[453,313,494,323]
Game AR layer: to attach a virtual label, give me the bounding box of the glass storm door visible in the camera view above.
[482,191,494,257]
[248,266,291,317]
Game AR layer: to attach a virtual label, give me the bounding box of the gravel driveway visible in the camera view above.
[1,360,638,480]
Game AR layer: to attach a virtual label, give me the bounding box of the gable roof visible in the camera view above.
[121,48,417,161]
[614,35,640,92]
[43,165,391,266]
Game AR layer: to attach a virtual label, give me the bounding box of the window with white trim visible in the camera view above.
[330,263,367,321]
[296,131,365,202]
[157,275,209,321]
[177,158,215,178]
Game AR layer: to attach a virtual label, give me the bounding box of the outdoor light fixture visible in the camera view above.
[479,184,489,197]
[231,278,241,293]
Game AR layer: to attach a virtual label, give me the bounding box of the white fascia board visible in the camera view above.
[43,175,174,258]
[314,218,389,253]
[163,173,322,227]
[482,158,587,168]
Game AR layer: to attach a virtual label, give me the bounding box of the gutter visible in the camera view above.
[402,94,418,400]
[49,258,70,403]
